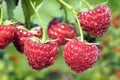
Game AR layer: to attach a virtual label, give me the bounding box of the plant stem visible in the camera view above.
[30,0,47,43]
[58,0,83,41]
[73,12,83,42]
[82,0,93,9]
[58,0,73,11]
[60,3,68,23]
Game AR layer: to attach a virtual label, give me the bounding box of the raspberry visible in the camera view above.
[13,28,34,53]
[13,26,42,53]
[24,37,59,70]
[0,25,16,49]
[78,4,111,37]
[48,19,77,45]
[63,39,101,73]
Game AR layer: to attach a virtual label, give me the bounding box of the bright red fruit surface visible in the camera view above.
[48,19,77,45]
[24,39,59,70]
[13,28,34,53]
[78,4,111,37]
[63,39,101,73]
[0,25,16,49]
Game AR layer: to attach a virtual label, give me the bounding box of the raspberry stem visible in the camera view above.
[58,0,84,41]
[81,0,93,10]
[30,0,47,43]
[73,12,84,42]
[59,2,68,23]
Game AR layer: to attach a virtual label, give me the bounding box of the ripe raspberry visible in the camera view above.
[48,19,77,45]
[63,39,101,73]
[24,38,59,70]
[0,25,16,49]
[13,26,43,53]
[78,4,111,37]
[13,28,34,53]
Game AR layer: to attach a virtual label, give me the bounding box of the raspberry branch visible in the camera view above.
[58,2,68,23]
[30,0,47,43]
[58,0,84,42]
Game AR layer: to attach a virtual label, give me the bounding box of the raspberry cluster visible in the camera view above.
[0,4,111,73]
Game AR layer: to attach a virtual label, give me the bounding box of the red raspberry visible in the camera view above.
[13,26,42,53]
[0,25,16,49]
[24,38,59,70]
[63,39,101,73]
[13,28,34,53]
[48,19,77,45]
[78,4,111,37]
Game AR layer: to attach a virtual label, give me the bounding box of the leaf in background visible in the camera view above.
[21,0,43,29]
[5,0,19,19]
[108,0,120,11]
[64,0,80,9]
[21,0,34,29]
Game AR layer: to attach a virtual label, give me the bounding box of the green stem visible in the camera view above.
[58,0,69,23]
[58,0,74,11]
[42,27,47,43]
[58,0,83,41]
[60,3,68,23]
[82,0,93,10]
[30,0,47,43]
[63,7,68,22]
[73,12,83,41]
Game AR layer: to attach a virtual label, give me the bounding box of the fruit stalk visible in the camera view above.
[59,2,68,22]
[58,0,84,41]
[30,0,47,43]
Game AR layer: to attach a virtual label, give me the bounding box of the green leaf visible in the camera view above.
[108,0,120,11]
[5,0,19,19]
[21,0,43,29]
[21,0,33,29]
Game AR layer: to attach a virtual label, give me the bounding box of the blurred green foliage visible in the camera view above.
[0,0,120,80]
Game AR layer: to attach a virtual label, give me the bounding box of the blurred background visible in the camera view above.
[0,0,120,80]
